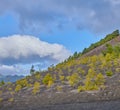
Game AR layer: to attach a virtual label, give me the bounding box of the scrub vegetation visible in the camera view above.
[0,30,120,108]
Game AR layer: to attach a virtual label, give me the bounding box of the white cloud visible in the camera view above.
[0,35,71,65]
[0,64,27,76]
[0,0,120,33]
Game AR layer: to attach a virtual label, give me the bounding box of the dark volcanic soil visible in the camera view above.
[1,100,120,110]
[1,85,120,110]
[35,100,120,110]
[0,74,120,110]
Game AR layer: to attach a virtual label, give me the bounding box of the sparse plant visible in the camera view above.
[0,98,3,102]
[35,73,41,80]
[56,86,63,92]
[0,80,5,86]
[8,98,14,102]
[59,75,65,83]
[42,74,54,87]
[16,79,28,88]
[8,88,12,91]
[68,73,80,87]
[106,71,113,76]
[15,85,22,92]
[32,82,40,95]
[95,73,105,86]
[0,91,2,95]
[10,91,15,95]
[115,68,120,73]
[78,86,85,92]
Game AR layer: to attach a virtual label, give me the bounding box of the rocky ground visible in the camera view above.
[0,83,120,110]
[0,62,120,110]
[1,100,120,110]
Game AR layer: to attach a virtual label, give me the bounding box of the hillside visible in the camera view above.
[0,30,120,110]
[83,35,120,57]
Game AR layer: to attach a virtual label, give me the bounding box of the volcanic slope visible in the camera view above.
[0,30,120,110]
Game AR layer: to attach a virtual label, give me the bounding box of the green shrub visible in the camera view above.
[78,86,85,92]
[56,86,63,92]
[32,82,40,95]
[106,71,113,76]
[0,80,5,86]
[16,79,28,88]
[15,85,22,92]
[42,74,54,87]
[68,73,80,87]
[95,73,105,86]
[0,98,3,102]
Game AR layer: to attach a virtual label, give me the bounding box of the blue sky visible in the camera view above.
[0,0,120,76]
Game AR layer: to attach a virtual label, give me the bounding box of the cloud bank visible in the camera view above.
[0,65,28,76]
[0,0,120,32]
[0,35,71,65]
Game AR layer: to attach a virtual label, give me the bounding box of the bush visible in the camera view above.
[15,85,22,92]
[84,77,98,90]
[106,71,113,76]
[16,79,28,88]
[0,98,3,102]
[35,73,41,80]
[8,98,14,102]
[0,80,5,86]
[59,75,65,83]
[32,82,40,95]
[42,74,54,87]
[56,86,62,92]
[95,73,105,86]
[78,86,85,92]
[0,91,2,95]
[68,73,80,87]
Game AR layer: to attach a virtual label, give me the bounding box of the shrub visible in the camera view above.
[32,82,40,95]
[84,70,99,91]
[78,86,85,92]
[0,80,5,86]
[106,71,113,76]
[56,86,62,92]
[8,98,14,102]
[16,79,28,88]
[48,80,54,88]
[0,91,2,95]
[8,88,12,91]
[59,75,65,83]
[95,73,105,86]
[10,91,15,95]
[115,68,120,73]
[35,73,41,80]
[15,85,22,92]
[0,98,3,102]
[77,68,85,75]
[68,73,80,87]
[42,74,54,87]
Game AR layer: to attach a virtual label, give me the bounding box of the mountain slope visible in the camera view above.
[83,35,120,57]
[0,30,120,110]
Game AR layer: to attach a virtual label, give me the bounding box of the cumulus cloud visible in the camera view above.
[0,64,28,76]
[0,0,120,33]
[0,35,71,65]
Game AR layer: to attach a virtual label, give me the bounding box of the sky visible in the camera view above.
[0,0,120,76]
